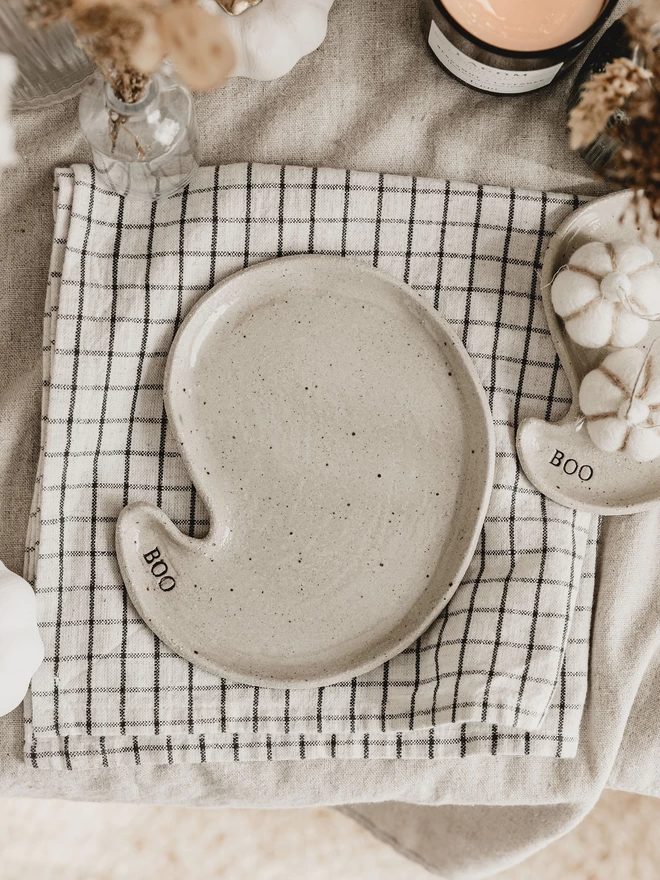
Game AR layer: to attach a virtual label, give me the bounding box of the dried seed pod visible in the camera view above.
[129,13,165,74]
[568,57,652,151]
[159,4,235,90]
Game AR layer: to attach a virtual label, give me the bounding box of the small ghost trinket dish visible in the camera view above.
[517,190,660,515]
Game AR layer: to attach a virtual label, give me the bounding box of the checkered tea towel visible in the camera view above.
[24,163,597,770]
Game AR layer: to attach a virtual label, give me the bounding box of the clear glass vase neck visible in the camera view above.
[104,77,160,118]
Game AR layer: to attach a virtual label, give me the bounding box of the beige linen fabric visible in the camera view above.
[2,0,659,876]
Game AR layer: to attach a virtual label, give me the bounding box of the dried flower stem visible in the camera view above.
[568,1,660,232]
[27,0,235,103]
[568,58,652,151]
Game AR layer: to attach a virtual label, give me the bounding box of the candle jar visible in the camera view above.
[79,69,199,201]
[418,0,619,95]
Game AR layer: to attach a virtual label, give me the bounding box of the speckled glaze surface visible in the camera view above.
[517,191,660,515]
[116,257,494,687]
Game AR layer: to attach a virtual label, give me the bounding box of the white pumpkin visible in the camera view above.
[0,54,16,171]
[0,562,44,717]
[579,347,660,462]
[207,0,336,81]
[551,240,660,349]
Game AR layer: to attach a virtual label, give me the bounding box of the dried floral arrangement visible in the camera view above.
[569,0,660,226]
[27,0,236,103]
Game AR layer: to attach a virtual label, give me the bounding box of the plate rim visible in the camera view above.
[117,255,496,688]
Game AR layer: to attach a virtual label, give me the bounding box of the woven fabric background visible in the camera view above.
[25,163,594,769]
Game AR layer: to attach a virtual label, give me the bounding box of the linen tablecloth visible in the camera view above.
[4,0,660,877]
[26,161,594,769]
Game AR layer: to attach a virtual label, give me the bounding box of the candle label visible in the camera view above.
[428,21,563,94]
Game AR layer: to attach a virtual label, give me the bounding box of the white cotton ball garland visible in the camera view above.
[551,240,660,349]
[579,348,660,462]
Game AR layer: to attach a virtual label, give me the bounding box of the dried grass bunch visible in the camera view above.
[569,0,660,226]
[27,0,235,102]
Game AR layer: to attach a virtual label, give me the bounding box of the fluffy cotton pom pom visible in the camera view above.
[552,240,660,349]
[579,347,660,462]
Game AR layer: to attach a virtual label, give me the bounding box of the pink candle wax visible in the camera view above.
[441,0,607,52]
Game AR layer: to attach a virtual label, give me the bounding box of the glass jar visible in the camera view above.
[79,69,199,201]
[418,0,619,95]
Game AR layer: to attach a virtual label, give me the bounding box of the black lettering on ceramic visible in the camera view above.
[143,547,176,591]
[549,450,594,482]
[550,449,564,467]
[151,560,168,577]
[578,465,593,483]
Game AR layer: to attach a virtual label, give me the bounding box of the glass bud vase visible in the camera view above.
[79,69,199,201]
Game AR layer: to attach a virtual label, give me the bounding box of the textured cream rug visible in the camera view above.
[0,791,658,879]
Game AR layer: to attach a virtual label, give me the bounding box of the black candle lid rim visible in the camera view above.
[430,0,620,60]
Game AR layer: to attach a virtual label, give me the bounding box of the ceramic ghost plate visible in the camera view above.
[517,190,660,515]
[116,256,494,688]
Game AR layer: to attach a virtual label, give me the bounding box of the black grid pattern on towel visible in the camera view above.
[25,163,594,769]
